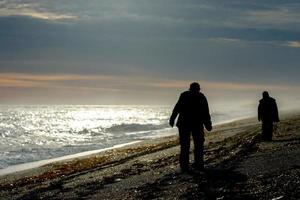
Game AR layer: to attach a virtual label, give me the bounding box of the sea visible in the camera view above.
[0,105,255,171]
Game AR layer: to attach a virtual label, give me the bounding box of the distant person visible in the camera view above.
[258,91,279,141]
[169,82,212,172]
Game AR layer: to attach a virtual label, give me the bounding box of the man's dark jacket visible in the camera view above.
[170,91,212,130]
[258,97,279,122]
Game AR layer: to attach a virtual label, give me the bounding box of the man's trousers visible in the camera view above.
[178,127,205,170]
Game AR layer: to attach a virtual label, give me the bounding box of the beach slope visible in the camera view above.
[1,114,300,199]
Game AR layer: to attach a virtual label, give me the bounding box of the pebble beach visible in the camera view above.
[1,113,299,200]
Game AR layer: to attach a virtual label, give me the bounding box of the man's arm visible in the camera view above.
[169,94,182,127]
[258,103,262,121]
[273,100,280,122]
[203,96,212,131]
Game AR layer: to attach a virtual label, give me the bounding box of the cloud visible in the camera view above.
[212,37,241,43]
[242,6,300,30]
[284,41,300,48]
[15,10,76,20]
[149,79,297,92]
[0,73,115,88]
[1,73,299,104]
[0,73,159,93]
[0,1,300,102]
[0,1,77,20]
[1,73,298,92]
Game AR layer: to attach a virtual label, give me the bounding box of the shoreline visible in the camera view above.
[0,117,259,185]
[1,113,299,199]
[3,109,297,177]
[0,116,257,177]
[0,141,141,177]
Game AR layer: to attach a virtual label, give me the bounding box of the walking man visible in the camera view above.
[170,82,212,172]
[258,91,279,141]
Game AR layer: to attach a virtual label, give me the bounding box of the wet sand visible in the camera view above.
[1,113,300,199]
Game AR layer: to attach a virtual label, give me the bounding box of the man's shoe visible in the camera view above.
[180,166,190,174]
[191,163,204,171]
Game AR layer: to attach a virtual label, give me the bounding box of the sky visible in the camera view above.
[0,0,300,109]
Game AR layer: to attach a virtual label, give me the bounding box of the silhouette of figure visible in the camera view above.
[170,82,212,172]
[258,91,279,141]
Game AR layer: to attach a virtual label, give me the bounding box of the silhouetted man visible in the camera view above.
[258,91,279,141]
[170,82,212,172]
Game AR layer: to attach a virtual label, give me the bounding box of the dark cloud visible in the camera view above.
[0,1,300,86]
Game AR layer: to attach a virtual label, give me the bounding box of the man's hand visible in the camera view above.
[169,119,174,128]
[205,123,212,131]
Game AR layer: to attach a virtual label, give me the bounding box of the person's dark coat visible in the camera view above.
[170,91,212,130]
[258,97,279,122]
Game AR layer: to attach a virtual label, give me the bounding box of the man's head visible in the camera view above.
[189,82,200,92]
[263,91,269,99]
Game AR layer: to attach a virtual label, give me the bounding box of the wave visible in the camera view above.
[105,123,169,134]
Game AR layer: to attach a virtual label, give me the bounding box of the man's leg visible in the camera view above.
[266,122,273,141]
[262,121,273,141]
[178,128,191,171]
[192,129,205,170]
